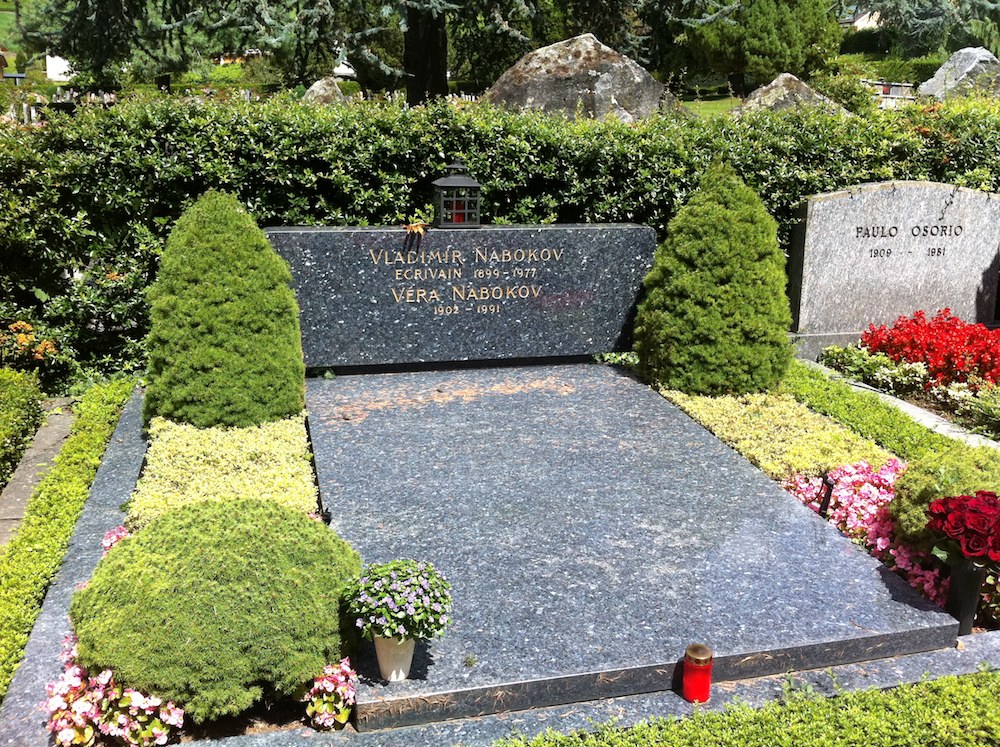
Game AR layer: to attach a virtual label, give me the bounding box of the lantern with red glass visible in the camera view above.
[432,160,482,228]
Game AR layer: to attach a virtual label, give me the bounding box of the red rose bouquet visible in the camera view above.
[926,491,1000,565]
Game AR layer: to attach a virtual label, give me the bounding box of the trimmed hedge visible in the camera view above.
[0,368,42,490]
[498,671,1000,747]
[780,361,953,460]
[634,162,791,394]
[6,95,1000,380]
[0,378,133,702]
[71,498,361,723]
[663,389,893,479]
[143,190,305,428]
[127,414,318,529]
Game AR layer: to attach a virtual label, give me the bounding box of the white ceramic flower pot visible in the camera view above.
[374,636,416,682]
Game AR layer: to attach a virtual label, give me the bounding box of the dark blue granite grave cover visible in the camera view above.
[305,364,956,730]
[266,225,656,368]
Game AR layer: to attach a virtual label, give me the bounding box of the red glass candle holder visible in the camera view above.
[682,643,713,703]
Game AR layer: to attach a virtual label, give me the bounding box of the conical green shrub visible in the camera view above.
[143,191,304,428]
[634,162,792,394]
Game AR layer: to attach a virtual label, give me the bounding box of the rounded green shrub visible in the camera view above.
[633,162,792,395]
[891,444,1000,548]
[143,190,305,428]
[69,498,360,723]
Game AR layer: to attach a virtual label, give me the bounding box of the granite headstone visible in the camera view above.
[266,224,656,368]
[788,181,1000,357]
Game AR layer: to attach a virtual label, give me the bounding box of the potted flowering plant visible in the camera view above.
[927,490,1000,634]
[346,559,453,681]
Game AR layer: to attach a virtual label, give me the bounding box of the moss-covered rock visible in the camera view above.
[70,499,360,723]
[634,161,792,395]
[143,190,305,428]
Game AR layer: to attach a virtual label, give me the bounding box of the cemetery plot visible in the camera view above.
[307,364,957,731]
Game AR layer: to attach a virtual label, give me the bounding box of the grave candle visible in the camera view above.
[682,643,713,703]
[453,199,466,223]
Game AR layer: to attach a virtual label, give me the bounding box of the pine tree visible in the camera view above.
[634,162,792,395]
[678,0,841,94]
[143,191,305,429]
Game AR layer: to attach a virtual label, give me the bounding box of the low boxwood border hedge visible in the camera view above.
[0,377,133,701]
[779,361,954,460]
[0,368,42,490]
[497,670,1000,747]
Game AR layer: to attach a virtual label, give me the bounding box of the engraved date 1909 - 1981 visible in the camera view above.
[869,247,946,258]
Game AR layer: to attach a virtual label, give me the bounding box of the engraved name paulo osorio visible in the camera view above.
[854,222,963,259]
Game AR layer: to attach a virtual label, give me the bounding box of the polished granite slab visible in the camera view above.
[266,225,655,368]
[305,363,957,731]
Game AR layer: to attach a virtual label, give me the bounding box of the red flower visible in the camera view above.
[989,537,1000,563]
[862,309,1000,387]
[926,491,1000,561]
[960,532,990,558]
[942,513,966,540]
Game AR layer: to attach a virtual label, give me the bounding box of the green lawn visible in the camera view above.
[0,11,17,53]
[680,95,741,117]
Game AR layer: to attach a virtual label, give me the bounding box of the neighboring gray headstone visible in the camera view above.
[918,47,1000,99]
[482,33,677,122]
[302,76,346,104]
[267,224,656,367]
[735,73,850,116]
[788,181,1000,358]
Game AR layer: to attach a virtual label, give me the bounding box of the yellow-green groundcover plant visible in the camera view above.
[664,389,893,479]
[127,414,318,529]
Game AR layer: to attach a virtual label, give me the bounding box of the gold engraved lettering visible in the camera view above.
[391,287,441,303]
[393,267,463,281]
[472,248,564,263]
[452,285,542,301]
[371,248,464,265]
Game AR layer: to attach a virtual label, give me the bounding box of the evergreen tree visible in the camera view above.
[144,191,305,429]
[670,0,841,94]
[22,0,367,85]
[871,0,1000,53]
[634,162,792,395]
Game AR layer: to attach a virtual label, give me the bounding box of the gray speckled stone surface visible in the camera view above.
[265,225,655,368]
[0,392,146,747]
[788,181,1000,356]
[306,364,956,730]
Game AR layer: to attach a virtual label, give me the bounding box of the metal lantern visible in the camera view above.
[432,160,482,228]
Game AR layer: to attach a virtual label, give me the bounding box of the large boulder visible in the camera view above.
[303,76,346,105]
[734,73,850,117]
[483,33,677,122]
[918,47,1000,99]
